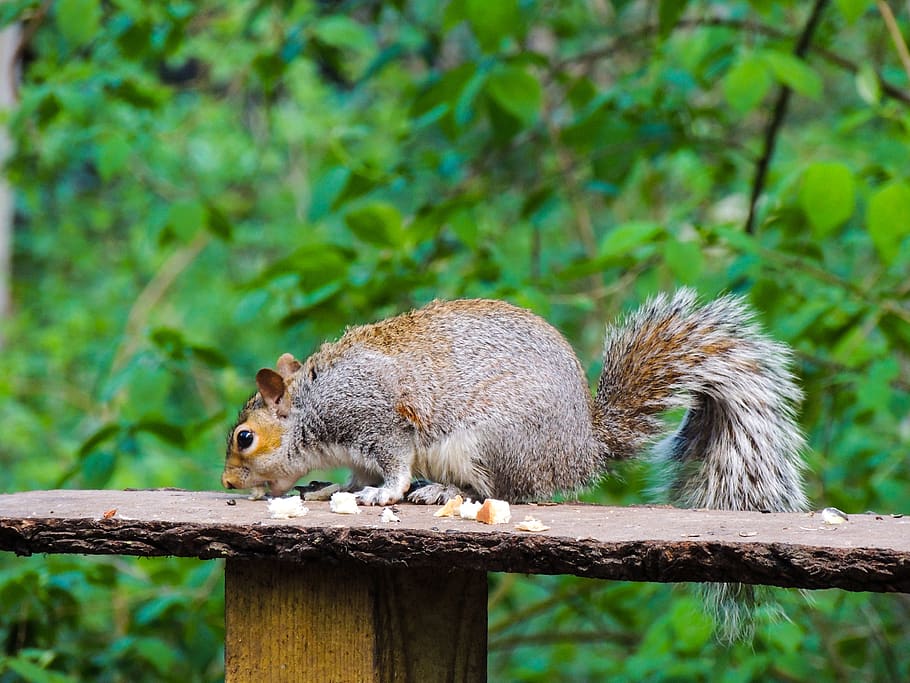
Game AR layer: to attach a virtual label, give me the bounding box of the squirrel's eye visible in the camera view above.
[236,429,255,450]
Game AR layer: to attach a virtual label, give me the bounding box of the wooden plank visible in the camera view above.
[224,560,486,682]
[0,489,908,592]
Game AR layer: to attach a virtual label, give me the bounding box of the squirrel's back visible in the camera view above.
[303,299,607,500]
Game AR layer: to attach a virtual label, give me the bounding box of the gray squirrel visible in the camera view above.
[222,290,807,514]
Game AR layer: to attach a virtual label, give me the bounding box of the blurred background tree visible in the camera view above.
[1,0,908,680]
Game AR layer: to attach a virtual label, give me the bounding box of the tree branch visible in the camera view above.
[745,0,830,235]
[13,0,52,68]
[877,0,910,83]
[555,16,910,106]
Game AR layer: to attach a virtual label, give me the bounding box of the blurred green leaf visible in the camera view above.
[80,451,117,488]
[856,357,899,412]
[831,317,882,367]
[167,200,205,241]
[133,420,186,447]
[77,424,121,458]
[332,169,383,212]
[835,0,869,23]
[104,77,162,108]
[96,134,132,181]
[866,181,910,264]
[455,66,489,128]
[724,54,772,113]
[799,162,856,236]
[280,281,345,327]
[855,63,881,105]
[663,239,703,283]
[109,636,179,676]
[116,19,153,60]
[485,66,542,128]
[135,638,179,676]
[311,15,372,52]
[190,344,230,368]
[3,655,73,683]
[56,0,101,47]
[463,0,521,51]
[345,201,404,246]
[669,598,712,652]
[252,52,286,87]
[710,225,763,255]
[150,327,187,358]
[448,207,479,248]
[761,50,822,99]
[33,92,62,126]
[599,221,664,259]
[206,205,233,241]
[135,595,184,626]
[659,0,691,37]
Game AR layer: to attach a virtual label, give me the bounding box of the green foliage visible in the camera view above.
[799,161,856,236]
[724,52,774,113]
[1,0,909,680]
[866,181,910,264]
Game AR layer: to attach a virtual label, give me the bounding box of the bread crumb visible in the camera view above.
[329,491,361,514]
[380,508,400,523]
[476,499,511,524]
[515,516,550,532]
[459,499,482,520]
[820,506,848,524]
[268,497,309,519]
[434,495,464,517]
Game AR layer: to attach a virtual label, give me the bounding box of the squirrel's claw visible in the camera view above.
[354,486,401,506]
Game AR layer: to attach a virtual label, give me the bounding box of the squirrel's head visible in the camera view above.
[222,353,303,497]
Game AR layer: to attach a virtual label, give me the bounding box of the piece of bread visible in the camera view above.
[476,499,511,524]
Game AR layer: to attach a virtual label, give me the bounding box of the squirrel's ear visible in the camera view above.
[275,353,302,379]
[256,368,290,417]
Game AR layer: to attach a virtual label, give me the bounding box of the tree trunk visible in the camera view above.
[0,23,20,347]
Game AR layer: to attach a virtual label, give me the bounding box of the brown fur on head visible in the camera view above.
[221,353,303,495]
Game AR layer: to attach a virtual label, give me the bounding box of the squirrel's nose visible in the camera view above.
[222,474,236,489]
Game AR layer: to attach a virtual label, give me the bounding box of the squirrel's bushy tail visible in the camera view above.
[593,290,808,641]
[594,289,806,512]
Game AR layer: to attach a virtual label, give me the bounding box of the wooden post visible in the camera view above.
[224,559,487,682]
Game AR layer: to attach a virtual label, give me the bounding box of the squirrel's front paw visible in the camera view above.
[354,486,400,506]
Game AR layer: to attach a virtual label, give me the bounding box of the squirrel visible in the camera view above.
[222,289,807,515]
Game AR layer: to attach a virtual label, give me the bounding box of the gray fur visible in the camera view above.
[598,290,807,513]
[229,291,807,516]
[276,299,603,504]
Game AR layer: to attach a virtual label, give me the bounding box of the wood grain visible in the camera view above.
[0,489,908,592]
[224,560,487,682]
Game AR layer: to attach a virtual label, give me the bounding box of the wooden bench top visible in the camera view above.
[0,489,907,592]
